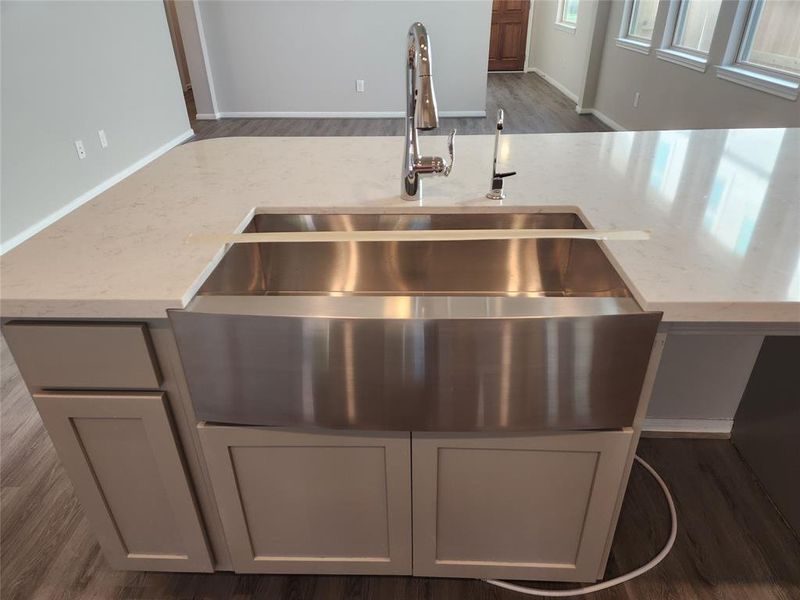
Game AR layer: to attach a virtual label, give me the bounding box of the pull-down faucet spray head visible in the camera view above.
[409,22,439,130]
[415,75,439,130]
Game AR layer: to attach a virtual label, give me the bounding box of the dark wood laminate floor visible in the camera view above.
[2,334,799,600]
[187,72,610,140]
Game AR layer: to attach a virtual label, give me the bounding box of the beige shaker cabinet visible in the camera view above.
[410,429,634,582]
[198,425,413,575]
[33,392,213,572]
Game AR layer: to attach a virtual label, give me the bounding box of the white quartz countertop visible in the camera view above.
[1,129,798,323]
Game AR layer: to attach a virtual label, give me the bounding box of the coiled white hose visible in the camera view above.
[484,455,677,597]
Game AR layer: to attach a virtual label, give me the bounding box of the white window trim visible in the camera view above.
[555,0,578,32]
[616,0,653,55]
[715,0,799,101]
[617,37,651,54]
[656,47,708,72]
[657,0,709,72]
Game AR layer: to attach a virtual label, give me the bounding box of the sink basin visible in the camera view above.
[197,212,632,298]
[170,210,661,432]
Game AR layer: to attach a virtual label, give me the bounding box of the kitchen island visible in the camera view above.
[1,129,798,580]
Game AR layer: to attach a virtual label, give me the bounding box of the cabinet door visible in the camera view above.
[199,425,412,575]
[412,430,633,582]
[33,392,212,572]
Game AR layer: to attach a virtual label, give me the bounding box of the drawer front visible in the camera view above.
[4,322,161,390]
[411,429,634,582]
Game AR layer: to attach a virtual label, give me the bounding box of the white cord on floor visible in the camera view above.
[483,455,677,598]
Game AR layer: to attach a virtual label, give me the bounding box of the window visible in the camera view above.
[617,0,659,54]
[672,0,722,54]
[657,0,722,71]
[717,0,800,100]
[739,0,800,76]
[628,0,659,41]
[556,0,579,30]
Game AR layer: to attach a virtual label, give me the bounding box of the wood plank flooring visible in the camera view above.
[2,333,799,600]
[187,73,610,140]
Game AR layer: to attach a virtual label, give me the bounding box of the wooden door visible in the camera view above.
[488,0,530,71]
[411,429,633,582]
[33,392,213,572]
[199,425,413,575]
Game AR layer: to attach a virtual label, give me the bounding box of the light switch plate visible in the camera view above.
[74,140,86,159]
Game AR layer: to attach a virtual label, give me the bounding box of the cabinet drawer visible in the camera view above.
[411,429,633,582]
[4,321,161,390]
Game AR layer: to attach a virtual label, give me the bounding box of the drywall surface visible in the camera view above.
[647,333,764,421]
[528,0,597,100]
[1,0,190,247]
[592,0,800,130]
[196,0,492,115]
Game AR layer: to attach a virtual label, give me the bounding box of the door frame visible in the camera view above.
[523,0,535,71]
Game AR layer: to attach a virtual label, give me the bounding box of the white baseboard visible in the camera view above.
[195,112,221,120]
[0,129,194,255]
[212,110,486,119]
[642,418,734,438]
[527,66,626,131]
[583,108,627,131]
[526,67,579,103]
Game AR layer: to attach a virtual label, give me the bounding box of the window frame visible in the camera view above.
[716,0,799,101]
[616,0,658,55]
[656,0,720,72]
[555,0,578,33]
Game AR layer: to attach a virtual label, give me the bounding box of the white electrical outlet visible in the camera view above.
[74,140,86,160]
[98,129,108,148]
[633,92,641,108]
[356,79,365,93]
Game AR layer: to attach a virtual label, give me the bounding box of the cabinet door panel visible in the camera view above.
[33,392,212,572]
[412,430,633,582]
[199,426,412,575]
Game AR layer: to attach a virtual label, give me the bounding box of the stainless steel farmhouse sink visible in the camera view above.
[170,211,661,431]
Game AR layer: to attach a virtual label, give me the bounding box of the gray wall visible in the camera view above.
[591,0,800,130]
[196,0,492,115]
[528,0,597,100]
[1,0,190,248]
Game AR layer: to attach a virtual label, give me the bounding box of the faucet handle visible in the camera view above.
[443,129,456,176]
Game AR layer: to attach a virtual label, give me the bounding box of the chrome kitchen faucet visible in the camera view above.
[401,22,455,202]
